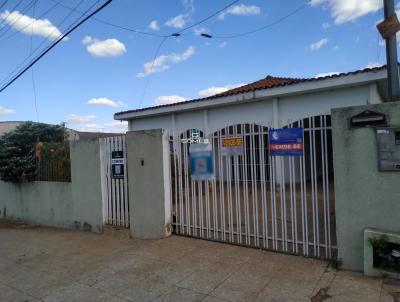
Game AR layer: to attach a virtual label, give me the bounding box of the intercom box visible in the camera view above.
[376,128,400,171]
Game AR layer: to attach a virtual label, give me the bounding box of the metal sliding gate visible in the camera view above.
[100,136,130,228]
[170,115,336,259]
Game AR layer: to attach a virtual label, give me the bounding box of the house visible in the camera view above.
[111,66,391,260]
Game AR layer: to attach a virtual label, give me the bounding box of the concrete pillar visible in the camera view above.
[126,129,172,239]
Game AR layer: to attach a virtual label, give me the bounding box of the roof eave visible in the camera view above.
[115,69,387,121]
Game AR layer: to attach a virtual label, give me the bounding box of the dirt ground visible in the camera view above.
[0,219,398,302]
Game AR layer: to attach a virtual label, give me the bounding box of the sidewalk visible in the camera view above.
[0,220,398,302]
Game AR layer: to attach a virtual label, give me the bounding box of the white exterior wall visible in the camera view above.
[128,84,375,134]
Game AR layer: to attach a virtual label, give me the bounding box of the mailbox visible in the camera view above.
[376,128,400,171]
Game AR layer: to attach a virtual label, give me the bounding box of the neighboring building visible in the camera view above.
[0,121,117,140]
[0,121,23,137]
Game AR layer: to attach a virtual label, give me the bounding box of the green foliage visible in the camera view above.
[0,122,67,182]
[368,235,389,250]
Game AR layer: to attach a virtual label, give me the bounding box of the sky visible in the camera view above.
[0,0,393,132]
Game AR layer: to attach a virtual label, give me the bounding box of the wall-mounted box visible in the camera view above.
[364,228,400,279]
[376,128,400,171]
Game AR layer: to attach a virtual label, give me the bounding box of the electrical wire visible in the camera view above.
[0,0,37,38]
[136,0,240,108]
[211,3,307,39]
[0,0,24,29]
[0,0,63,42]
[30,0,39,122]
[0,0,9,12]
[176,0,239,34]
[49,0,169,38]
[0,0,113,93]
[0,0,89,88]
[137,36,170,108]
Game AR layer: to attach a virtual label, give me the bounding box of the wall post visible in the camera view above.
[126,129,172,239]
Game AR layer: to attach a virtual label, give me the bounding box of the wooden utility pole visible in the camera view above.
[377,0,400,101]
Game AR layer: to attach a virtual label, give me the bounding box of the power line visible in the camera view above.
[136,0,240,108]
[0,0,24,29]
[0,0,89,88]
[176,0,239,34]
[211,3,307,39]
[30,0,39,122]
[137,36,170,108]
[0,0,63,42]
[49,0,169,38]
[0,0,113,93]
[0,0,37,38]
[0,0,9,12]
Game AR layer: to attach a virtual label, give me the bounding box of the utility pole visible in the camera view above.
[378,0,400,101]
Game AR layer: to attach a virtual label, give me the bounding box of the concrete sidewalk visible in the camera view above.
[0,221,398,302]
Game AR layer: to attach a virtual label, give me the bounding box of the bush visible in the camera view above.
[0,122,68,182]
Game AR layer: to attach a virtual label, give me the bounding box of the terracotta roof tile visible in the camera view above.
[115,65,386,117]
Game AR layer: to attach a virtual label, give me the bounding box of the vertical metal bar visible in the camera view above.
[173,137,178,233]
[312,117,320,257]
[233,124,242,244]
[309,117,317,257]
[205,166,211,239]
[251,124,260,247]
[259,126,268,249]
[269,153,277,250]
[211,132,218,240]
[243,124,250,245]
[280,155,287,252]
[178,136,184,234]
[183,141,190,235]
[302,119,309,256]
[218,129,226,241]
[320,116,328,258]
[226,126,233,242]
[325,116,332,258]
[299,122,306,255]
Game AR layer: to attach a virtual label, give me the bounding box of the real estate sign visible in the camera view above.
[221,137,244,156]
[269,128,304,156]
[189,143,214,180]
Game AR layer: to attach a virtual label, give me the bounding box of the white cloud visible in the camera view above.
[155,95,187,105]
[165,14,189,28]
[137,46,195,77]
[0,10,66,41]
[76,121,128,133]
[83,36,127,57]
[365,62,383,69]
[66,114,96,124]
[310,38,328,50]
[315,71,340,78]
[198,83,245,98]
[149,20,159,30]
[218,41,227,48]
[0,106,15,115]
[218,4,261,20]
[87,97,126,108]
[310,0,382,25]
[82,35,94,44]
[193,27,208,35]
[322,22,331,29]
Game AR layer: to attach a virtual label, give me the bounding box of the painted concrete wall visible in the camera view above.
[0,140,104,233]
[332,102,400,271]
[128,84,376,136]
[126,129,172,239]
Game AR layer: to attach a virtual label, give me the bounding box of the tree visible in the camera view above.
[0,122,67,182]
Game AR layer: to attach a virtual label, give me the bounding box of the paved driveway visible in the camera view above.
[0,220,398,302]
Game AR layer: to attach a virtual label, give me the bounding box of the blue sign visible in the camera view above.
[269,128,304,156]
[189,143,214,180]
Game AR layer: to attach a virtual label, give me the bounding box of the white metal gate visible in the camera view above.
[100,136,130,228]
[170,115,336,259]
